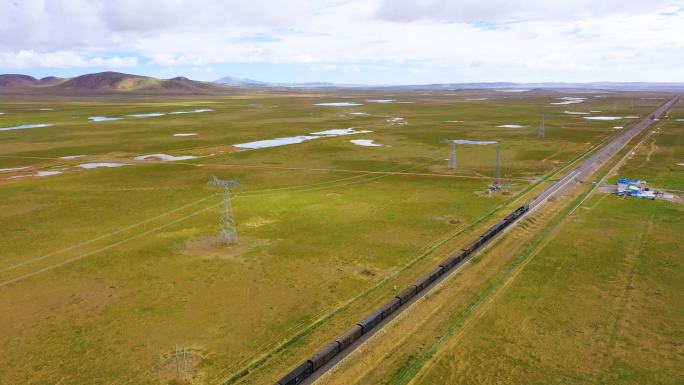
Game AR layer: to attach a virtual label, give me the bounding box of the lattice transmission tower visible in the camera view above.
[444,139,457,169]
[208,176,240,245]
[538,113,545,139]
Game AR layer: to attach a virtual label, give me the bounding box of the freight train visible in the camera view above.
[276,204,530,385]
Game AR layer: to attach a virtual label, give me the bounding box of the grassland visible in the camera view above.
[318,98,683,385]
[0,89,672,385]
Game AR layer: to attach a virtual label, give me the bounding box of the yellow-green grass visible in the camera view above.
[0,90,672,384]
[612,102,684,190]
[398,100,684,385]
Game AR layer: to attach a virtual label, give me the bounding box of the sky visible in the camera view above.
[1,0,683,84]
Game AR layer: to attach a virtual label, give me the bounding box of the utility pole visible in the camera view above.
[538,113,545,139]
[208,176,240,245]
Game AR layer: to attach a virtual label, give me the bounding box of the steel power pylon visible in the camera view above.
[208,176,240,245]
[495,143,501,185]
[443,139,457,169]
[539,113,545,139]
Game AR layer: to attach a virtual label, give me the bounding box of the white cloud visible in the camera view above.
[373,0,682,23]
[0,50,138,69]
[0,0,682,81]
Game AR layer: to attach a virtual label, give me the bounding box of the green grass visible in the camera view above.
[410,100,683,385]
[0,90,672,385]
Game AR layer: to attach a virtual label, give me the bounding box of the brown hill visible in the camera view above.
[39,76,67,86]
[0,71,225,94]
[0,74,38,87]
[55,71,217,93]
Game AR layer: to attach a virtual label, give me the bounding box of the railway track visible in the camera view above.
[276,95,681,385]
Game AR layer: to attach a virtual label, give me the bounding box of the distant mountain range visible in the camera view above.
[217,76,684,91]
[0,72,220,94]
[215,75,340,88]
[1,71,683,93]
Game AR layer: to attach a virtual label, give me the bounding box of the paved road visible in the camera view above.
[530,95,680,209]
[297,95,681,385]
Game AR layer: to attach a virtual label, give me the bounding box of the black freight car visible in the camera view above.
[357,310,383,334]
[440,250,466,271]
[413,274,431,292]
[395,285,417,305]
[276,361,313,385]
[335,325,362,350]
[462,239,479,255]
[379,298,401,319]
[428,266,444,283]
[308,341,340,370]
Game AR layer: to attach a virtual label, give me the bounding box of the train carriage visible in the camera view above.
[439,250,466,271]
[335,325,362,350]
[395,285,418,305]
[276,361,314,385]
[379,298,401,319]
[308,341,340,370]
[357,310,383,334]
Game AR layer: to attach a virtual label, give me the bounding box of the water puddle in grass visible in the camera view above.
[314,102,363,107]
[496,89,530,93]
[0,112,5,115]
[349,112,369,116]
[0,123,52,131]
[623,115,639,119]
[551,97,585,105]
[234,128,373,150]
[134,154,198,161]
[127,113,166,118]
[311,128,373,136]
[89,116,124,122]
[39,108,54,111]
[366,99,396,103]
[173,133,198,137]
[168,108,214,114]
[350,139,382,147]
[34,170,62,177]
[9,170,63,179]
[564,111,590,115]
[445,120,464,123]
[77,163,129,169]
[584,116,622,121]
[234,136,321,149]
[0,166,30,172]
[677,119,684,122]
[59,155,85,159]
[387,117,407,125]
[465,98,489,101]
[677,163,684,166]
[498,124,526,128]
[590,110,602,113]
[448,140,498,145]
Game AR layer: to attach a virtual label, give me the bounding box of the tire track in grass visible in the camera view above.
[602,206,657,366]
